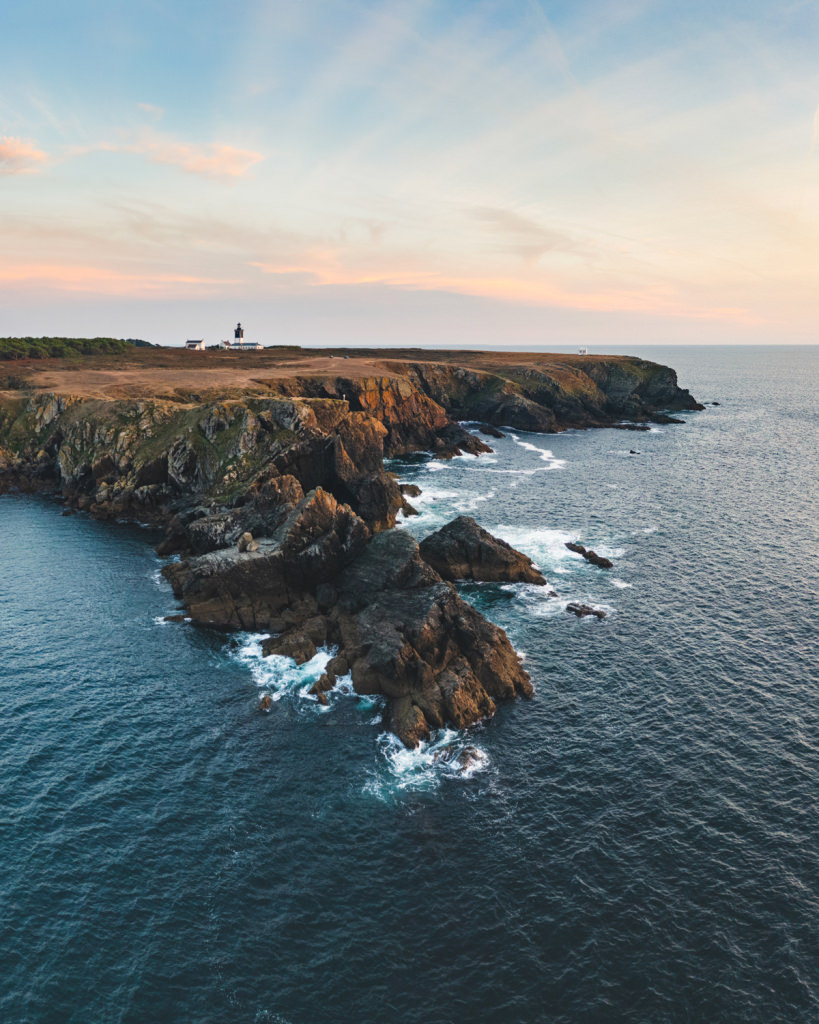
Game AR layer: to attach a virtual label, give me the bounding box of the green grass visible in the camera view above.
[0,337,133,361]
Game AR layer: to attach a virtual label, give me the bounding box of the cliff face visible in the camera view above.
[0,393,411,534]
[391,356,702,431]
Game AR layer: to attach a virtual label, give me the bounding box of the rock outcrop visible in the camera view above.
[332,530,533,746]
[565,542,613,569]
[419,516,546,585]
[566,603,607,619]
[163,488,369,631]
[0,348,701,747]
[164,506,533,747]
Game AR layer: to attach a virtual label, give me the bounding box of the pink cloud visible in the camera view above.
[0,136,48,175]
[132,132,264,179]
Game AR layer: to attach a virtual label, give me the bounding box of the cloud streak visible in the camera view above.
[131,134,264,179]
[0,136,47,175]
[0,263,240,296]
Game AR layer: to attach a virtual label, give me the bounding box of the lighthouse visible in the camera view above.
[228,322,262,351]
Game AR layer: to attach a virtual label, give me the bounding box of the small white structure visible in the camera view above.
[578,347,588,355]
[185,339,205,351]
[229,322,262,351]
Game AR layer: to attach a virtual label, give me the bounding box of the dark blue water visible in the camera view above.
[2,345,818,1023]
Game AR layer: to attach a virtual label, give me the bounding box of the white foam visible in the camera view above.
[610,579,633,589]
[425,460,449,472]
[490,525,576,570]
[328,672,384,712]
[412,488,460,505]
[364,729,490,799]
[508,433,567,471]
[453,489,496,514]
[595,544,626,559]
[231,633,333,702]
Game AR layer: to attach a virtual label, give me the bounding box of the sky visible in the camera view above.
[2,0,818,347]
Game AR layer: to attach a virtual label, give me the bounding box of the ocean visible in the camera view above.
[1,345,817,1023]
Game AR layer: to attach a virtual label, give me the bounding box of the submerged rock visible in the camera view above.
[565,542,613,569]
[566,603,607,619]
[419,516,547,585]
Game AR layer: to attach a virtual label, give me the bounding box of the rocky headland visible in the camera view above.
[0,346,701,746]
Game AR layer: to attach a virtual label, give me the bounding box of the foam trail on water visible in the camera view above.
[364,729,490,800]
[508,433,567,471]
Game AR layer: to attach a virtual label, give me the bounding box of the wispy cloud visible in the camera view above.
[134,135,264,179]
[136,102,165,121]
[74,129,265,180]
[0,136,47,174]
[0,263,240,296]
[470,206,587,262]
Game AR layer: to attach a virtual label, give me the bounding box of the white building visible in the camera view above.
[185,339,205,351]
[228,322,263,350]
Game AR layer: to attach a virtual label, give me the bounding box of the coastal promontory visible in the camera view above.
[0,343,701,745]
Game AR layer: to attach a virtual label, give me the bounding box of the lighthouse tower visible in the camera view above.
[234,322,244,343]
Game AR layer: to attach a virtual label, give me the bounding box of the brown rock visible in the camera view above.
[336,530,532,747]
[262,632,317,664]
[419,516,546,585]
[566,602,606,619]
[565,541,613,569]
[259,694,273,711]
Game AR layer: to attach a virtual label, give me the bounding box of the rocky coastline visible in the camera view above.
[0,349,701,746]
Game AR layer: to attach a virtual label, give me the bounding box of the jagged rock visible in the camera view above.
[263,632,317,664]
[309,673,334,704]
[419,516,546,584]
[259,694,273,712]
[162,488,370,630]
[401,500,419,517]
[184,475,305,554]
[327,655,348,679]
[566,603,606,619]
[565,542,613,569]
[456,746,483,771]
[332,530,532,747]
[479,423,505,438]
[399,483,422,498]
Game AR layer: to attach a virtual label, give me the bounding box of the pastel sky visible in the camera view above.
[2,0,819,347]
